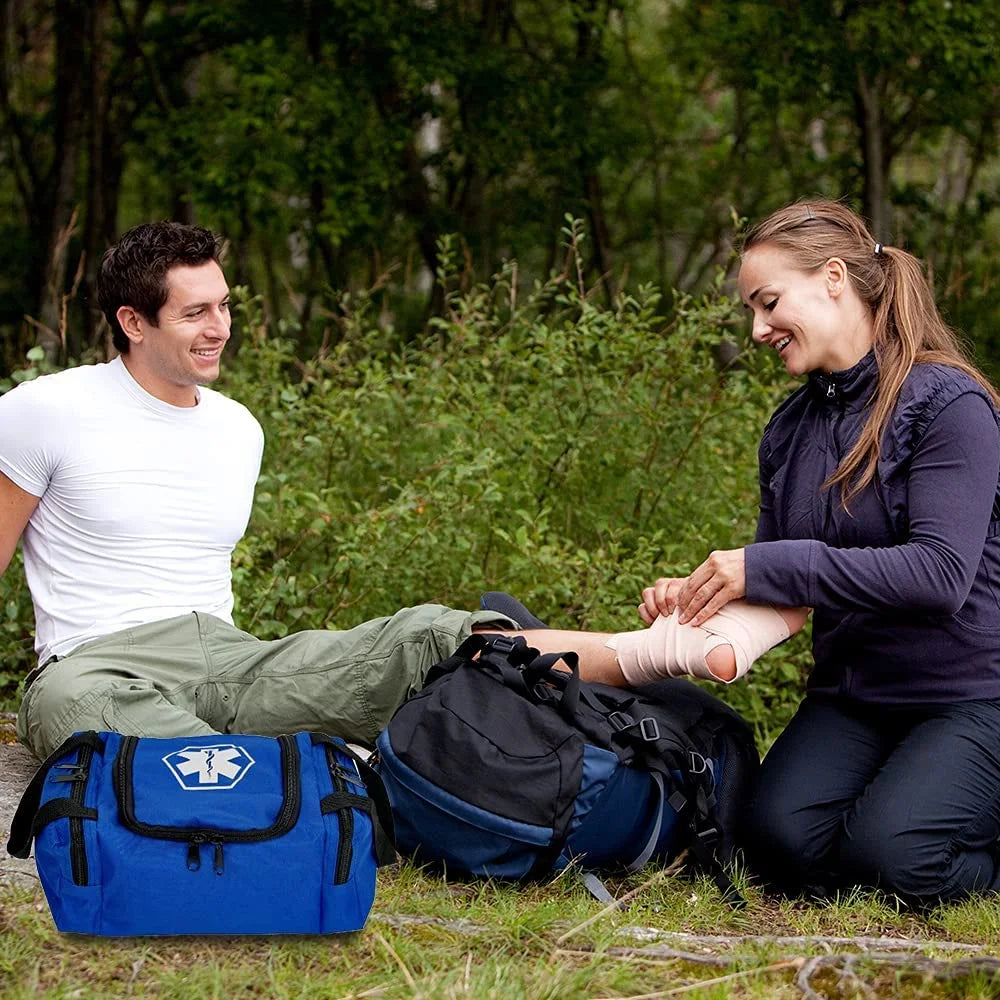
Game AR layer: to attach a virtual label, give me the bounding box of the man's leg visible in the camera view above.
[17,615,216,759]
[489,601,806,686]
[17,600,801,756]
[217,606,520,745]
[219,598,800,745]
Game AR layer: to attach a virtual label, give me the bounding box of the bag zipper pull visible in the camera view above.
[187,840,202,872]
[213,842,225,876]
[335,764,361,787]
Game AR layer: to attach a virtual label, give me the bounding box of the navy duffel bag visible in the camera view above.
[7,730,395,935]
[375,634,759,903]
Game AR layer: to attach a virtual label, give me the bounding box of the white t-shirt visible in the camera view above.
[0,356,264,662]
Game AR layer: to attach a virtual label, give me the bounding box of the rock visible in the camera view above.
[0,719,40,888]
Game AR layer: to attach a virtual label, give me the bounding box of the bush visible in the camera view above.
[0,230,810,741]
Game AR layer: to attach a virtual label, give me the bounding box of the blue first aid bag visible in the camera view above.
[7,730,395,936]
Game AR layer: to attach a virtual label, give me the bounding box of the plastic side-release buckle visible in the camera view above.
[533,682,555,703]
[696,825,719,848]
[486,635,519,656]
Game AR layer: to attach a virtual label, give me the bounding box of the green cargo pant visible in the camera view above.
[17,605,515,759]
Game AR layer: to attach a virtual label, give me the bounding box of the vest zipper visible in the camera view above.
[823,401,847,543]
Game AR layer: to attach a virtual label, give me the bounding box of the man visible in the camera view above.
[0,222,781,760]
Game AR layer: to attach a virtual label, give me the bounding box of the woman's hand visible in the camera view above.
[638,577,685,625]
[676,549,747,626]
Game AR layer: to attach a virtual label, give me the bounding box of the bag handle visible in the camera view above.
[310,735,397,867]
[473,636,583,717]
[6,731,105,859]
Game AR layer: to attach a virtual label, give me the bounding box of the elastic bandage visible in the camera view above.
[606,600,790,686]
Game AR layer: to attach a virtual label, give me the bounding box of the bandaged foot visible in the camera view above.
[606,600,790,686]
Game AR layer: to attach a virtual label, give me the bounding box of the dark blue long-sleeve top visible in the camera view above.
[744,350,1000,703]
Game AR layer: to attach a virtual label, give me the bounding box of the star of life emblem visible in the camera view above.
[162,744,256,791]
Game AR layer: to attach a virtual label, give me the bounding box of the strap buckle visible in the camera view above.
[607,710,632,732]
[486,635,519,656]
[695,825,719,848]
[533,682,556,703]
[639,717,660,742]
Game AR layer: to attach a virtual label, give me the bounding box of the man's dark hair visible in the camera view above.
[97,221,223,353]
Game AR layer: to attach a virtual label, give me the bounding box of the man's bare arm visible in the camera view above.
[0,471,41,575]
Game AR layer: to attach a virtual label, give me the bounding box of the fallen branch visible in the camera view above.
[373,912,487,935]
[618,927,987,953]
[588,959,802,999]
[0,866,41,883]
[556,946,732,969]
[564,944,1000,996]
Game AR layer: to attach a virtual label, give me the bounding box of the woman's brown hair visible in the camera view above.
[742,198,1000,508]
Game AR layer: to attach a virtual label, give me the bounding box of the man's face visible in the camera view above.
[122,261,231,406]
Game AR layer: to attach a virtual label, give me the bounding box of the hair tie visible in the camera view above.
[874,242,884,257]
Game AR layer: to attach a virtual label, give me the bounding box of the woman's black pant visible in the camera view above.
[742,694,1000,904]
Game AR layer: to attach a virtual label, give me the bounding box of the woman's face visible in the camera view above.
[738,244,862,376]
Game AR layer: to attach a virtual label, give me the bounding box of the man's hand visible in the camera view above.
[638,577,686,625]
[676,548,747,626]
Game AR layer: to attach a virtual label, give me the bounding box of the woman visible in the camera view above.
[642,199,1000,904]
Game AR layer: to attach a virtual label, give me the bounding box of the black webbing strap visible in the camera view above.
[529,650,582,718]
[319,792,372,814]
[686,824,746,908]
[6,731,104,859]
[550,684,744,907]
[30,799,98,843]
[476,638,584,718]
[422,633,495,686]
[310,734,397,867]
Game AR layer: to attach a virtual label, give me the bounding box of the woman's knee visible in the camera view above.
[741,788,839,892]
[838,818,986,904]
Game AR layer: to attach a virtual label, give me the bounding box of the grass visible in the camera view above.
[2,861,998,999]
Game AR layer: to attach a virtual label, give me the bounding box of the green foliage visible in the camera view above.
[213,230,805,738]
[3,0,997,371]
[0,234,806,736]
[0,346,55,393]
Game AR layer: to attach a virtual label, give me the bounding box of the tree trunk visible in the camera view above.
[854,68,890,240]
[34,0,90,361]
[573,0,616,302]
[581,166,617,301]
[78,0,113,356]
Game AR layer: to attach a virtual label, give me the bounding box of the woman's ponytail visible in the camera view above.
[743,199,999,509]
